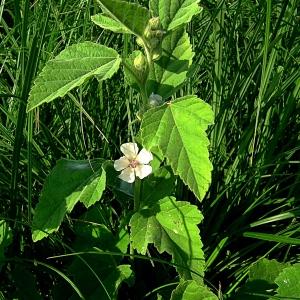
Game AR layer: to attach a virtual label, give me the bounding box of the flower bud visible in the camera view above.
[149,93,163,107]
[152,46,162,61]
[154,30,165,39]
[148,17,161,30]
[148,37,160,49]
[134,53,147,71]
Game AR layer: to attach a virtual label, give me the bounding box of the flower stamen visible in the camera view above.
[129,159,139,169]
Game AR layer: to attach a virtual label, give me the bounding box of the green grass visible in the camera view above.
[1,0,299,298]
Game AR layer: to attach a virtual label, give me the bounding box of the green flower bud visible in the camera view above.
[148,37,160,49]
[134,53,147,72]
[154,30,165,39]
[152,46,162,61]
[148,17,161,30]
[149,93,163,107]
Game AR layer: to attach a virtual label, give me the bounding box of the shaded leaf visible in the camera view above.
[90,265,133,300]
[147,28,193,99]
[130,196,204,283]
[232,258,288,300]
[91,13,131,33]
[171,280,218,300]
[141,95,214,201]
[12,265,42,300]
[32,159,106,242]
[249,258,288,283]
[150,0,201,31]
[96,0,150,37]
[27,42,121,111]
[68,220,132,300]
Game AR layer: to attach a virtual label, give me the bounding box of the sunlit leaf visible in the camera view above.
[171,280,218,300]
[150,0,201,31]
[275,264,300,298]
[91,13,131,33]
[130,196,204,283]
[96,0,150,37]
[27,42,121,111]
[32,159,106,242]
[141,95,214,201]
[147,28,193,99]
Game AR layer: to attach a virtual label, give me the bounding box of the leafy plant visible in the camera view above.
[23,0,215,298]
[1,0,299,298]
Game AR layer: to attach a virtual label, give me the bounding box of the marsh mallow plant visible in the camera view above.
[23,0,217,298]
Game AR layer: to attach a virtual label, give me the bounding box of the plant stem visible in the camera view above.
[134,178,142,211]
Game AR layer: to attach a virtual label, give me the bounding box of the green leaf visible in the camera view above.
[27,42,121,111]
[130,196,204,283]
[249,258,288,283]
[141,95,214,201]
[68,220,132,300]
[171,280,218,300]
[142,166,175,204]
[96,0,150,37]
[275,264,300,298]
[150,0,201,31]
[232,259,289,300]
[0,220,13,270]
[12,265,42,300]
[73,205,130,256]
[32,159,106,242]
[90,264,133,299]
[91,13,131,33]
[147,28,193,99]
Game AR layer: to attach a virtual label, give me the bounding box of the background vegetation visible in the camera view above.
[0,0,299,298]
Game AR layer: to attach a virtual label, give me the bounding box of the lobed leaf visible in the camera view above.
[27,42,121,111]
[96,0,150,37]
[130,196,204,283]
[171,280,218,300]
[141,95,214,201]
[32,159,106,242]
[275,264,300,298]
[150,0,202,31]
[147,28,194,99]
[91,13,131,34]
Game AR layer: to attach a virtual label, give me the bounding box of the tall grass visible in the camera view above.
[1,0,299,298]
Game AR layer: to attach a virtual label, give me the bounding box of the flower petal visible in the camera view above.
[120,143,139,160]
[136,148,153,165]
[114,156,130,171]
[119,167,135,183]
[135,164,152,179]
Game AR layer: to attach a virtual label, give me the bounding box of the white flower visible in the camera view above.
[114,143,153,183]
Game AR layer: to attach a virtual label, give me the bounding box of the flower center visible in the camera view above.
[129,159,138,168]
